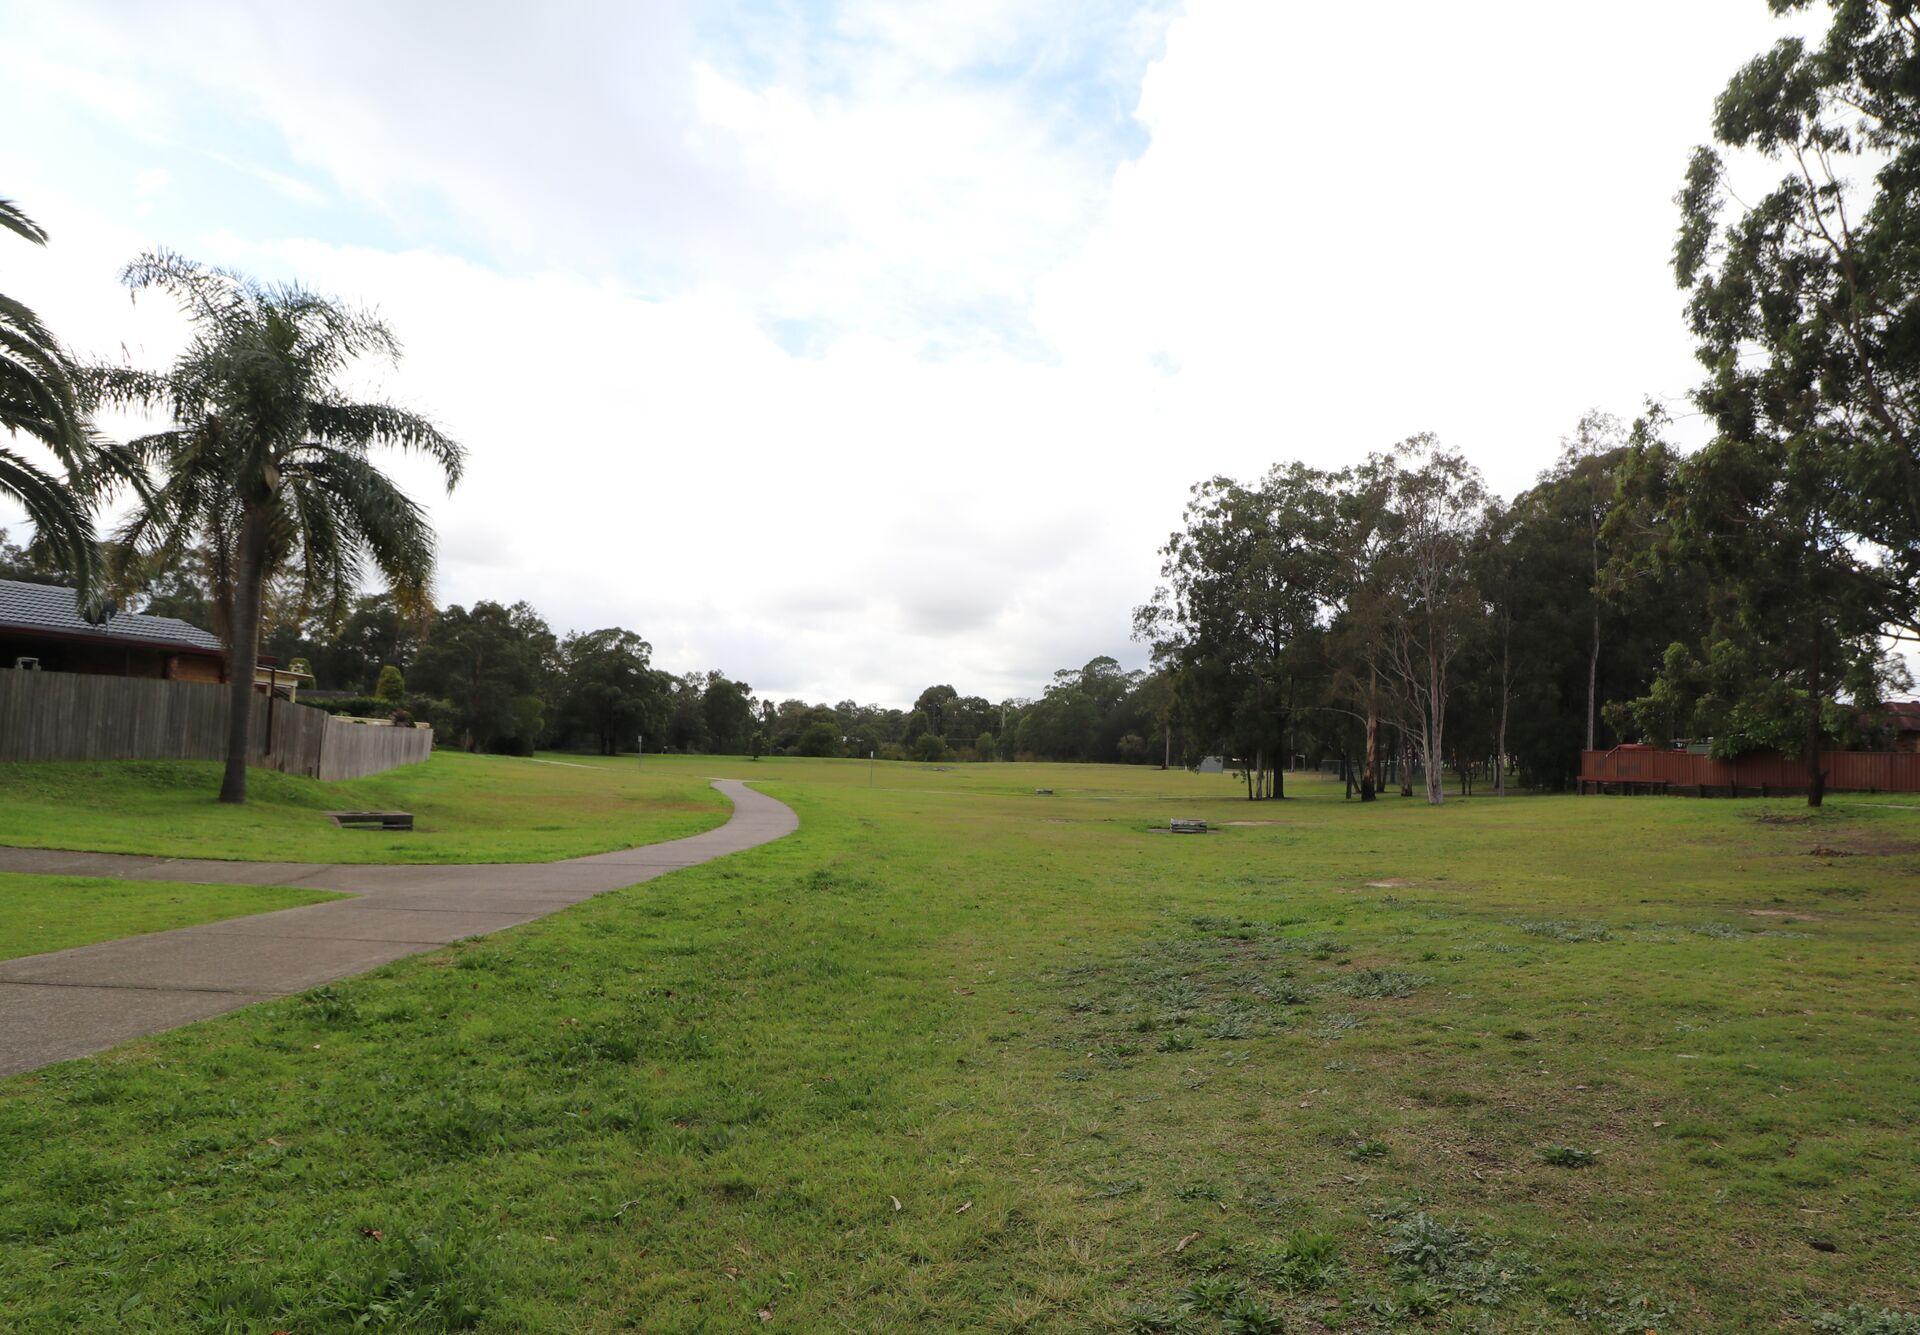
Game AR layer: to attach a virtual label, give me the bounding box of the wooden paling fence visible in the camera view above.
[1579,747,1920,795]
[0,669,431,781]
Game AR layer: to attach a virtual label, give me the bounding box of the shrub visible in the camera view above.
[374,664,406,702]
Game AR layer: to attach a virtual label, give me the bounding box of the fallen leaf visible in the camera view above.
[890,1196,902,1212]
[1174,1232,1200,1253]
[758,1308,774,1322]
[955,1201,972,1214]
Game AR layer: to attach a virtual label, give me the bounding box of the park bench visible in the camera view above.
[1034,788,1054,795]
[329,810,414,831]
[1170,819,1208,834]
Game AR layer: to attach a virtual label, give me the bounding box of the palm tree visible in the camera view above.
[91,251,464,803]
[1,198,98,587]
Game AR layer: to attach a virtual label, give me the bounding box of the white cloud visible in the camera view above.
[0,0,1808,704]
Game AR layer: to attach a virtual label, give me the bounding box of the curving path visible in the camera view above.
[0,779,797,1077]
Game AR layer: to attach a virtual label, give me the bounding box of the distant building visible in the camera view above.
[1879,701,1920,754]
[0,579,310,699]
[1195,755,1224,773]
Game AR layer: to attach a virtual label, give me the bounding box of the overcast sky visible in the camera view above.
[1,1,1794,706]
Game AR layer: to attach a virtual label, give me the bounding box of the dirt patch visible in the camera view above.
[1219,820,1290,828]
[1746,909,1820,921]
[1805,838,1920,858]
[1366,879,1415,889]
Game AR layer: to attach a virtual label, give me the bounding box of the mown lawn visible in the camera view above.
[0,874,343,962]
[0,750,729,863]
[1,756,1916,1331]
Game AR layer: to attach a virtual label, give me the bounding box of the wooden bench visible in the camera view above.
[1170,819,1208,834]
[1034,788,1054,796]
[329,810,414,831]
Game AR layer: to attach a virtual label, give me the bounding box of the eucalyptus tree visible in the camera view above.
[1375,436,1488,807]
[90,251,464,803]
[1676,0,1920,802]
[1325,458,1399,799]
[1,198,99,588]
[1137,462,1340,800]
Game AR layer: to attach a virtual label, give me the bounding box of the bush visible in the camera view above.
[374,664,406,702]
[912,733,950,763]
[975,730,997,761]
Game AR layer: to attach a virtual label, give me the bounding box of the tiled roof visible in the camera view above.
[0,578,224,655]
[1884,701,1920,729]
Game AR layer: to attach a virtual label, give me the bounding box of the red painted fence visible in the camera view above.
[1580,747,1920,794]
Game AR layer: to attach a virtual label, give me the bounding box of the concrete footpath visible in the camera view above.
[0,779,797,1077]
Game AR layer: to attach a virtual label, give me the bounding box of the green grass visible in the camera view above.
[0,750,730,863]
[2,755,1918,1331]
[0,874,344,962]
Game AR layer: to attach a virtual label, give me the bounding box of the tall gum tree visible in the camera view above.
[1677,0,1920,804]
[1376,436,1488,807]
[1137,463,1339,800]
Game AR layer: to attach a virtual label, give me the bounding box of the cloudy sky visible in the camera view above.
[2,1,1792,706]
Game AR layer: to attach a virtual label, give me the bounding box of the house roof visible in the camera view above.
[0,579,225,657]
[1884,701,1920,732]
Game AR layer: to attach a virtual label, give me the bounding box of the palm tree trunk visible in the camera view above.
[219,508,268,804]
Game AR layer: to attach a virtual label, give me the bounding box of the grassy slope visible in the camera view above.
[0,874,343,962]
[0,750,729,863]
[1,756,1916,1331]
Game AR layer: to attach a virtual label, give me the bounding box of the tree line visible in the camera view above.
[1133,5,1920,808]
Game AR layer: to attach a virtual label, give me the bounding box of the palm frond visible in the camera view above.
[0,199,48,246]
[0,444,95,581]
[304,402,466,486]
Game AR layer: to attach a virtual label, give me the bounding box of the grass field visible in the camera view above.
[0,751,730,863]
[1,755,1917,1331]
[0,873,343,962]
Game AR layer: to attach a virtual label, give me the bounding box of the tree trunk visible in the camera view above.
[1806,623,1826,809]
[1162,723,1170,771]
[219,508,269,805]
[1361,664,1379,801]
[1587,547,1601,754]
[1496,637,1511,797]
[1426,646,1445,806]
